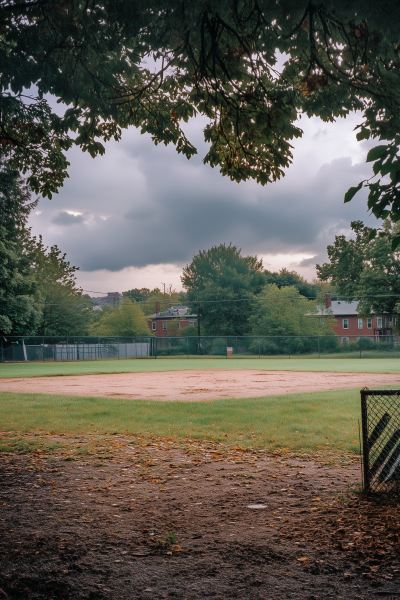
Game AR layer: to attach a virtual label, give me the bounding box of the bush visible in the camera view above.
[211,338,227,355]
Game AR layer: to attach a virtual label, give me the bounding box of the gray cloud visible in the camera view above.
[29,112,379,277]
[52,211,85,226]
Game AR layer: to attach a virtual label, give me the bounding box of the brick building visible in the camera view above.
[148,305,197,337]
[324,296,396,339]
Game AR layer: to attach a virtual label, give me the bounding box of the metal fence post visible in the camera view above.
[360,390,370,492]
[318,336,320,358]
[186,336,189,358]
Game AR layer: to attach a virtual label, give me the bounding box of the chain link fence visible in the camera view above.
[361,389,400,494]
[1,334,399,362]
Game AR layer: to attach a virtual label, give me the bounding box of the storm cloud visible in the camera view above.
[29,111,378,288]
[52,211,85,226]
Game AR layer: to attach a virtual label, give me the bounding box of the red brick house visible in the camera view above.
[324,296,396,339]
[148,305,197,337]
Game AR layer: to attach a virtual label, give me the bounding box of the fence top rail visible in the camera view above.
[1,334,398,341]
[361,389,400,396]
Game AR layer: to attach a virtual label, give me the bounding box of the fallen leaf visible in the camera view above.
[297,557,307,562]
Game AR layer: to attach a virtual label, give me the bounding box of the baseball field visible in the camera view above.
[1,357,399,453]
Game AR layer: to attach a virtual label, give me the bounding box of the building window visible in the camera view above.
[367,318,372,329]
[188,321,196,327]
[152,322,156,331]
[177,322,180,329]
[342,318,349,330]
[162,322,167,331]
[341,337,349,343]
[377,317,382,328]
[357,318,363,329]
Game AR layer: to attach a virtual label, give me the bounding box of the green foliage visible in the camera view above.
[124,287,186,315]
[179,325,198,337]
[182,243,265,336]
[249,284,334,337]
[317,219,400,322]
[89,297,150,336]
[166,321,180,337]
[123,288,152,303]
[0,157,96,337]
[264,268,330,299]
[32,237,93,336]
[1,0,400,229]
[0,159,41,336]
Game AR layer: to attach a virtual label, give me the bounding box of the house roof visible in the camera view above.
[329,300,360,316]
[148,305,197,319]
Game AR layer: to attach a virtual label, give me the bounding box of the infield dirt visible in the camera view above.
[0,369,399,401]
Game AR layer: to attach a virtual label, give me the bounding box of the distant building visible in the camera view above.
[322,295,396,339]
[90,292,123,310]
[148,304,197,337]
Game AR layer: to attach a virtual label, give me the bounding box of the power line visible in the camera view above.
[163,294,400,304]
[36,294,400,307]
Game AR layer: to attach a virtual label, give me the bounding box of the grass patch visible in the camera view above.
[0,437,63,454]
[0,357,399,379]
[0,389,368,454]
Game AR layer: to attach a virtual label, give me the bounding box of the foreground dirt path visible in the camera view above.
[0,439,399,599]
[1,369,399,401]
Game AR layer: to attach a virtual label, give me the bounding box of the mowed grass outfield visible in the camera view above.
[0,358,398,455]
[0,356,400,378]
[0,387,391,454]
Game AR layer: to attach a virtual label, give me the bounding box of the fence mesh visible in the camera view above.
[0,334,399,363]
[361,389,400,493]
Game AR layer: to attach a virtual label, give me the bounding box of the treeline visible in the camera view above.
[9,156,396,340]
[0,160,95,337]
[181,244,335,338]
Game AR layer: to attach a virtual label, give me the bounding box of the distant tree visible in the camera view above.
[317,220,400,321]
[33,237,93,336]
[264,268,329,299]
[179,325,198,337]
[89,297,150,337]
[250,284,334,337]
[123,288,152,303]
[0,159,40,336]
[124,287,187,315]
[166,321,181,337]
[182,243,265,336]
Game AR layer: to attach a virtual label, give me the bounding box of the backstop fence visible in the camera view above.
[361,389,400,494]
[1,334,399,362]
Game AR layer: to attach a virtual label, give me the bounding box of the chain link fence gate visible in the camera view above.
[361,389,400,493]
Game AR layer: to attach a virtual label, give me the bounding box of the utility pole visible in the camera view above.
[161,282,166,309]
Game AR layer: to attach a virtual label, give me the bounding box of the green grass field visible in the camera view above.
[0,388,369,454]
[0,356,399,378]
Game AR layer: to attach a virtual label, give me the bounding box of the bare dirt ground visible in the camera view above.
[1,370,399,401]
[0,438,399,600]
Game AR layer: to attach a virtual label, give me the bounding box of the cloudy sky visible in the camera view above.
[28,109,377,296]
